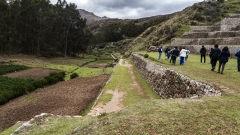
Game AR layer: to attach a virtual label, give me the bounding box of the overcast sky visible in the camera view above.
[51,0,203,19]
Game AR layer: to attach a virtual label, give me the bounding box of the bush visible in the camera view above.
[70,73,78,79]
[144,54,149,58]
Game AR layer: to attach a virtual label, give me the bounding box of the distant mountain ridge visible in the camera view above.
[78,9,108,24]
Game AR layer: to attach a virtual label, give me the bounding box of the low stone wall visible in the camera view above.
[131,53,222,99]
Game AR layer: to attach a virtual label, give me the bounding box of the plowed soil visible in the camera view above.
[3,68,60,79]
[0,74,109,132]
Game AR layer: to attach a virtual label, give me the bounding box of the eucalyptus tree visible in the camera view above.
[0,0,8,53]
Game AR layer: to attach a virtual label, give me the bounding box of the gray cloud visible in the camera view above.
[51,0,203,19]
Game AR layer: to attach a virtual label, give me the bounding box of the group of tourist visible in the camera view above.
[158,46,190,65]
[157,44,240,74]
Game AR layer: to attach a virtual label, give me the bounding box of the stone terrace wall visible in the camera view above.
[131,53,222,99]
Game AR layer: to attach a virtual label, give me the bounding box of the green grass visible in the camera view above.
[2,53,240,135]
[99,61,159,107]
[99,93,113,105]
[23,97,38,102]
[143,52,240,93]
[10,56,114,80]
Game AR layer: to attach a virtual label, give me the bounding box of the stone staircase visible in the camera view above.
[170,14,240,56]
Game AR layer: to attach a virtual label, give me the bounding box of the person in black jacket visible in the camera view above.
[210,44,221,71]
[171,47,180,65]
[218,46,230,74]
[200,45,207,63]
[234,49,240,72]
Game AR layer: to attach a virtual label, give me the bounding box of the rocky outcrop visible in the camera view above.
[131,53,221,99]
[78,9,107,24]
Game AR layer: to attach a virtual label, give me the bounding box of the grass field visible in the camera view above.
[142,52,240,94]
[1,53,240,135]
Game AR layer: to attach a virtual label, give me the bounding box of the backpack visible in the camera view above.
[158,47,162,53]
[211,49,220,58]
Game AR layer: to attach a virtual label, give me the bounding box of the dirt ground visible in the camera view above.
[3,68,60,79]
[0,74,109,132]
[88,59,143,116]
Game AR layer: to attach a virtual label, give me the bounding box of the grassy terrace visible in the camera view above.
[2,52,240,135]
[142,52,240,94]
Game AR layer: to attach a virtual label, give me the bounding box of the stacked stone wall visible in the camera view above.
[131,53,221,99]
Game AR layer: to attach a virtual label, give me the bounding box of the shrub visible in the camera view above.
[70,73,78,79]
[144,54,149,58]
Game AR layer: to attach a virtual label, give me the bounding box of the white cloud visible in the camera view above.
[50,0,203,19]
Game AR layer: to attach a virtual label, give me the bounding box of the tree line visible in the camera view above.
[0,0,91,57]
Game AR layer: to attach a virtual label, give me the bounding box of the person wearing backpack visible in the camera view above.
[235,49,240,72]
[209,44,221,71]
[217,46,230,74]
[158,46,163,60]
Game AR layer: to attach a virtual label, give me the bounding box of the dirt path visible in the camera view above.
[88,59,143,116]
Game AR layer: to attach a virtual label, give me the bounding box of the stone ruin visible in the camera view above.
[169,14,240,56]
[131,53,221,99]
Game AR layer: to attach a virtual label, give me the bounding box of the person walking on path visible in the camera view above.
[171,47,180,65]
[179,47,187,65]
[235,49,240,72]
[217,46,230,74]
[200,45,207,63]
[210,44,221,71]
[158,46,163,60]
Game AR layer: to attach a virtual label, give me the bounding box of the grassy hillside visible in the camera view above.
[94,0,240,56]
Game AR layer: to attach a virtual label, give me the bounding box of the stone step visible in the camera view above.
[189,26,220,32]
[228,14,240,18]
[171,37,240,45]
[181,31,240,38]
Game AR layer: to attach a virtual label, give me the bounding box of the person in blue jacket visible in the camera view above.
[158,46,163,60]
[217,46,230,74]
[235,49,240,72]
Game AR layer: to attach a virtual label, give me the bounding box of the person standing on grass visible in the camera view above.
[217,46,230,74]
[185,48,190,62]
[171,47,180,65]
[210,44,221,71]
[158,46,163,60]
[200,45,207,63]
[179,47,187,65]
[169,48,174,63]
[164,47,170,60]
[235,49,240,72]
[167,48,171,60]
[209,48,213,64]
